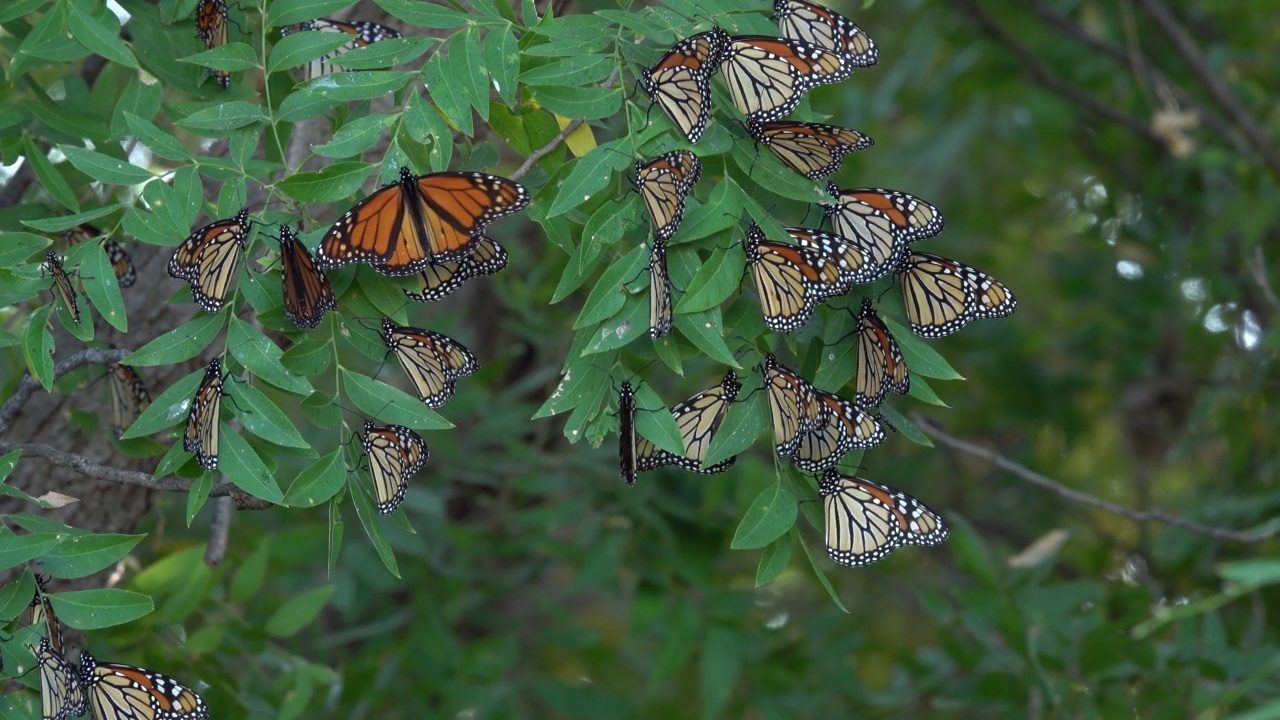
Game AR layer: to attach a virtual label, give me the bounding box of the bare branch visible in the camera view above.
[510,67,622,181]
[1250,246,1280,316]
[0,348,132,436]
[1132,0,1280,179]
[952,0,1162,147]
[204,497,232,566]
[913,415,1279,543]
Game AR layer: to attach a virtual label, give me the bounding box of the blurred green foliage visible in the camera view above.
[0,0,1278,718]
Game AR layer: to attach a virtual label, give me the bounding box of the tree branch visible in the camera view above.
[1132,0,1280,180]
[204,496,232,566]
[913,415,1279,543]
[952,0,1162,147]
[0,348,132,436]
[510,67,621,181]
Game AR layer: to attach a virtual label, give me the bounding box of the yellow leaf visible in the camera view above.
[555,114,597,157]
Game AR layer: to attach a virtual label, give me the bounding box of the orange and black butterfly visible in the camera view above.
[279,18,401,81]
[763,353,827,458]
[62,224,136,288]
[45,252,81,325]
[634,370,741,475]
[78,651,209,720]
[744,223,846,332]
[720,36,855,123]
[791,389,885,472]
[195,0,230,89]
[315,168,529,275]
[380,319,479,409]
[745,120,872,180]
[773,0,878,67]
[617,380,639,485]
[898,252,1017,338]
[641,28,731,143]
[820,469,948,567]
[277,225,336,329]
[168,209,250,313]
[648,239,672,339]
[108,363,151,438]
[184,358,227,470]
[852,299,909,407]
[404,236,508,303]
[362,421,428,514]
[633,150,702,242]
[822,184,944,277]
[783,226,884,291]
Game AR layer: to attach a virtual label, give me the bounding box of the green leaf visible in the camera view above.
[906,375,947,407]
[232,383,312,450]
[1218,558,1280,588]
[633,383,686,458]
[284,450,347,508]
[674,307,738,366]
[58,145,153,185]
[219,432,284,504]
[755,534,793,587]
[574,244,647,329]
[303,71,414,102]
[348,472,400,577]
[176,101,267,132]
[730,479,796,550]
[580,294,647,355]
[230,538,271,603]
[124,312,224,366]
[313,114,395,158]
[277,161,374,202]
[699,628,740,720]
[186,473,212,526]
[22,137,78,212]
[184,42,258,71]
[884,315,963,381]
[119,368,202,440]
[0,0,46,24]
[876,404,932,447]
[270,0,360,26]
[111,73,164,139]
[341,369,453,431]
[546,140,630,218]
[281,336,333,376]
[0,572,35,621]
[454,28,489,119]
[66,8,137,68]
[38,534,144,579]
[797,528,849,613]
[123,112,193,161]
[22,306,54,392]
[266,585,335,637]
[267,30,353,75]
[330,36,434,71]
[49,589,153,630]
[520,55,614,87]
[226,317,314,395]
[79,242,127,332]
[0,451,21,484]
[676,247,743,314]
[420,53,472,135]
[0,232,51,267]
[483,26,519,106]
[277,87,344,122]
[374,0,469,28]
[0,531,63,569]
[532,85,620,121]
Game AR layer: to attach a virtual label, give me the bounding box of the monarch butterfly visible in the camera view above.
[62,224,137,288]
[640,28,731,143]
[820,469,949,566]
[279,18,402,81]
[773,0,878,67]
[277,225,337,329]
[108,363,151,438]
[404,236,508,303]
[45,252,81,326]
[853,299,909,407]
[824,184,944,259]
[184,358,226,471]
[168,209,250,313]
[617,380,639,485]
[745,222,846,332]
[745,120,873,180]
[29,574,65,654]
[78,651,209,720]
[898,252,1017,338]
[380,319,479,409]
[783,226,883,290]
[763,353,827,458]
[791,389,885,472]
[720,36,854,123]
[362,420,429,514]
[633,150,702,242]
[315,167,529,275]
[648,239,672,339]
[194,0,230,89]
[32,637,86,720]
[635,370,741,474]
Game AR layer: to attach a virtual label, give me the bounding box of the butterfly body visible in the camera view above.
[280,18,401,80]
[633,150,702,242]
[184,358,226,470]
[641,29,731,143]
[404,236,508,303]
[897,252,1017,338]
[721,35,854,123]
[363,420,428,513]
[819,470,948,566]
[380,319,479,409]
[45,252,81,325]
[109,363,152,438]
[168,209,250,313]
[78,650,209,720]
[634,370,741,474]
[278,225,337,329]
[63,224,136,288]
[745,223,846,332]
[195,0,230,89]
[618,381,638,485]
[763,354,827,457]
[853,299,909,407]
[773,0,878,67]
[746,120,873,180]
[648,239,673,339]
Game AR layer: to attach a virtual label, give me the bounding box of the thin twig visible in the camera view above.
[1250,245,1280,316]
[953,0,1162,147]
[0,348,132,436]
[204,496,232,566]
[913,415,1280,543]
[510,67,622,181]
[1132,0,1280,180]
[2,440,193,491]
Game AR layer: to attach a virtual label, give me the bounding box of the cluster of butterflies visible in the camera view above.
[21,575,208,720]
[620,0,1021,566]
